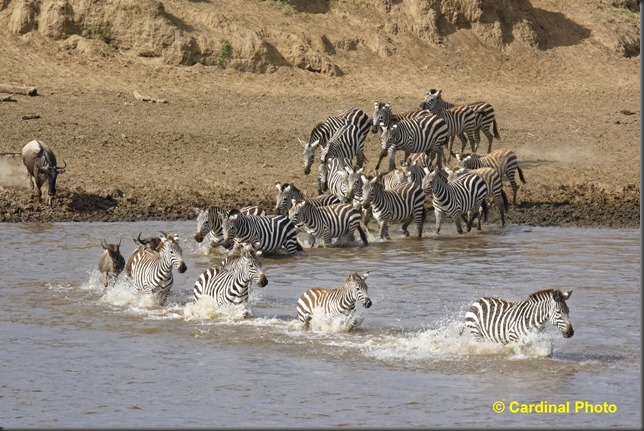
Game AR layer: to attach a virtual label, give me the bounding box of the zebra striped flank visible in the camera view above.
[464,288,574,344]
[361,174,426,240]
[455,147,526,207]
[422,167,488,234]
[193,206,266,248]
[288,199,368,247]
[296,271,372,329]
[221,210,303,255]
[193,240,267,310]
[447,166,509,226]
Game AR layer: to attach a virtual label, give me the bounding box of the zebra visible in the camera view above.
[371,101,434,170]
[193,206,266,248]
[380,115,449,173]
[454,147,526,207]
[318,156,355,201]
[361,174,426,240]
[193,240,268,310]
[419,89,480,161]
[400,153,430,188]
[288,199,368,247]
[296,271,372,329]
[300,108,370,175]
[319,122,366,169]
[128,232,187,305]
[221,210,303,255]
[422,88,501,155]
[464,289,574,344]
[446,166,509,226]
[274,181,340,217]
[422,167,488,234]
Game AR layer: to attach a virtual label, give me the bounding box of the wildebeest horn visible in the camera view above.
[56,160,67,172]
[100,239,108,250]
[135,232,146,245]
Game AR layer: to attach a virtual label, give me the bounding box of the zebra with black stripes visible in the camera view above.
[193,240,268,312]
[221,210,303,255]
[422,88,501,154]
[455,147,526,207]
[419,89,480,160]
[318,156,354,201]
[401,153,430,188]
[446,166,509,226]
[380,115,449,173]
[465,289,574,344]
[422,167,488,234]
[300,108,370,175]
[361,174,426,240]
[288,199,368,247]
[371,101,434,170]
[128,232,187,305]
[319,123,366,169]
[297,271,372,329]
[193,206,266,248]
[274,181,340,217]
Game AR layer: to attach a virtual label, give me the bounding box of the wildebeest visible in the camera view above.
[125,233,163,277]
[21,139,66,206]
[97,239,126,287]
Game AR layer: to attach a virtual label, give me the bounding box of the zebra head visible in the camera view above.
[287,198,305,225]
[548,289,574,338]
[420,88,441,111]
[371,101,391,133]
[274,181,294,216]
[193,207,225,245]
[381,123,398,150]
[159,232,187,274]
[345,271,372,309]
[230,239,268,288]
[300,138,319,175]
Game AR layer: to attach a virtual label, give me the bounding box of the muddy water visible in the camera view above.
[1,221,640,427]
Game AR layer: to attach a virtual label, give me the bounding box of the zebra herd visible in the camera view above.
[95,88,574,345]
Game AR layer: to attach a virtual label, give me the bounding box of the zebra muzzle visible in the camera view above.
[363,298,372,308]
[257,275,268,287]
[178,262,187,273]
[563,326,574,338]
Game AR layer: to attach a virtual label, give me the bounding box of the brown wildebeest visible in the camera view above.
[97,239,126,287]
[21,139,66,206]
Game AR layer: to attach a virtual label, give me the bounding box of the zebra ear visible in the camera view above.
[229,209,241,220]
[562,290,573,300]
[362,271,369,280]
[193,207,202,216]
[298,138,307,148]
[274,181,281,190]
[159,231,167,240]
[374,100,379,109]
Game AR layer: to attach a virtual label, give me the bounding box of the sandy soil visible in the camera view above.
[0,0,640,229]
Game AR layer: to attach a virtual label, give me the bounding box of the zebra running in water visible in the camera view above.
[422,89,501,155]
[446,166,509,226]
[371,101,434,170]
[128,232,187,305]
[380,115,449,173]
[422,167,488,234]
[419,89,480,161]
[193,240,268,312]
[464,289,574,344]
[296,271,372,329]
[300,108,370,175]
[193,206,265,248]
[455,147,526,207]
[274,181,340,217]
[361,174,426,240]
[288,199,368,247]
[221,210,303,255]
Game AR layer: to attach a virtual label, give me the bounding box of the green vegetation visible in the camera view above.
[217,40,232,67]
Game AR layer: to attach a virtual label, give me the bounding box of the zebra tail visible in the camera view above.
[517,165,527,184]
[357,224,369,245]
[481,199,489,223]
[501,188,509,210]
[493,119,500,140]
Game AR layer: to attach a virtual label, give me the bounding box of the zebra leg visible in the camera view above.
[483,128,494,153]
[454,212,464,234]
[375,148,388,171]
[401,216,412,237]
[356,224,369,245]
[416,206,426,237]
[434,208,444,235]
[379,220,390,240]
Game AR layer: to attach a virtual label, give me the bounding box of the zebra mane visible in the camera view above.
[527,288,566,303]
